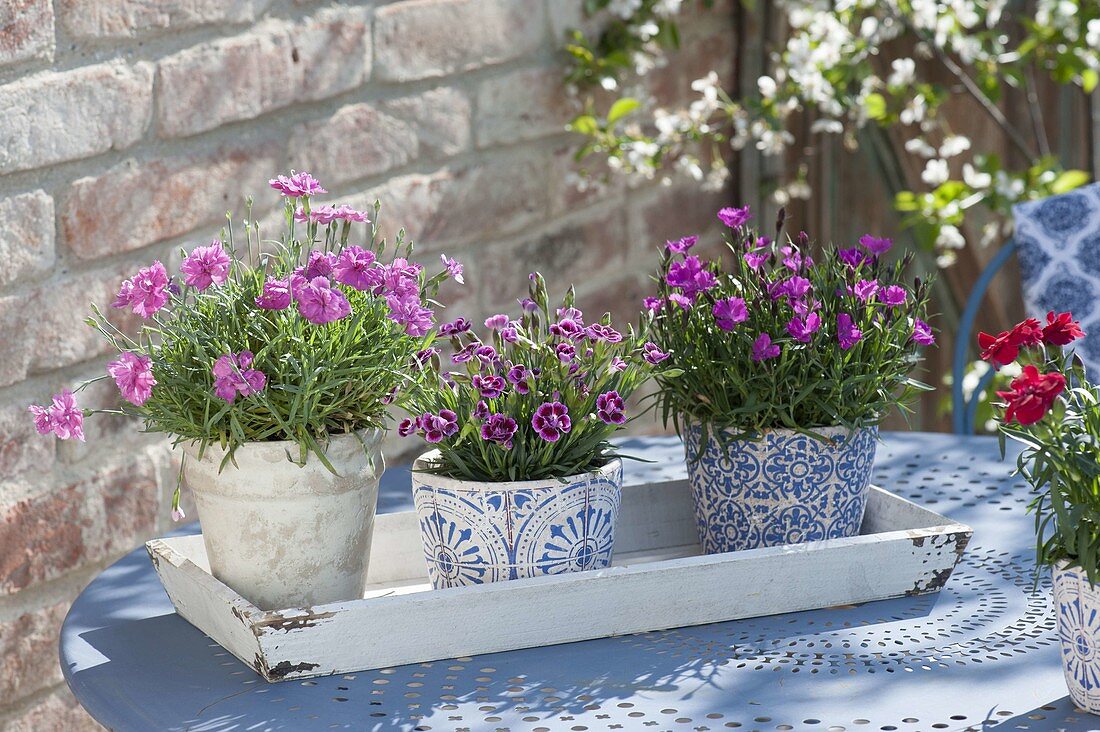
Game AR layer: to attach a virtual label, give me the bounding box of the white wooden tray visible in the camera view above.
[147,476,972,682]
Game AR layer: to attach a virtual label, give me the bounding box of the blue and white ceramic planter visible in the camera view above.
[1053,561,1100,714]
[684,424,878,554]
[411,452,623,589]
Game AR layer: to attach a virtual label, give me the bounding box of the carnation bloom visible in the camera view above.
[666,256,717,295]
[28,389,85,441]
[549,317,586,340]
[859,234,892,257]
[978,318,1042,368]
[301,250,337,280]
[642,342,669,365]
[480,413,518,449]
[532,401,571,442]
[996,365,1066,425]
[713,297,748,331]
[269,171,326,198]
[485,313,510,329]
[332,246,379,291]
[297,277,352,325]
[837,313,862,350]
[180,240,231,291]
[107,352,156,406]
[386,293,434,337]
[421,410,459,443]
[255,277,292,310]
[912,318,935,345]
[1042,311,1084,346]
[666,235,698,253]
[751,333,781,362]
[586,323,623,342]
[113,261,171,318]
[441,254,464,285]
[787,312,822,343]
[472,374,506,399]
[668,292,695,309]
[853,279,878,302]
[556,343,576,363]
[596,390,626,425]
[643,296,663,312]
[837,248,867,268]
[440,317,471,336]
[880,285,907,307]
[333,204,369,223]
[397,418,417,437]
[717,205,752,228]
[212,351,266,403]
[744,249,769,270]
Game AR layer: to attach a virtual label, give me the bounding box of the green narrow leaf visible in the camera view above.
[606,98,641,126]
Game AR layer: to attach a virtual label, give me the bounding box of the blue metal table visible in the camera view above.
[61,433,1095,731]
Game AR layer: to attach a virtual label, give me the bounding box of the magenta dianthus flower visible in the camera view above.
[297,277,352,325]
[837,247,867,268]
[717,205,753,228]
[751,333,781,362]
[212,351,266,403]
[485,313,510,330]
[301,250,337,280]
[666,256,717,295]
[255,277,292,310]
[666,235,698,254]
[440,254,464,285]
[837,313,863,350]
[853,279,878,302]
[269,171,326,198]
[880,285,907,307]
[28,389,85,441]
[712,297,748,331]
[332,246,379,291]
[643,296,663,313]
[786,312,822,343]
[113,261,171,319]
[532,401,571,442]
[859,234,892,257]
[912,318,936,345]
[180,240,231,291]
[385,293,433,337]
[107,352,156,406]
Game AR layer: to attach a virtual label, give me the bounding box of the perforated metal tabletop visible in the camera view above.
[61,433,1095,731]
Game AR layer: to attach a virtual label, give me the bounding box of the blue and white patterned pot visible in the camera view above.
[1053,562,1100,714]
[684,424,878,553]
[411,452,623,589]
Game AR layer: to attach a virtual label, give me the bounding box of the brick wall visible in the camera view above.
[0,1,733,727]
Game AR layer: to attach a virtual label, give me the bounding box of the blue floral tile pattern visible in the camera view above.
[411,457,623,589]
[684,425,877,553]
[1052,562,1100,712]
[1014,183,1100,376]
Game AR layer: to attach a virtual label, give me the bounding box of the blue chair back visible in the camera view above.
[952,182,1100,433]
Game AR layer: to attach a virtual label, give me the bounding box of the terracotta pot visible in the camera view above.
[179,429,383,610]
[1053,561,1100,714]
[411,452,623,589]
[684,423,877,553]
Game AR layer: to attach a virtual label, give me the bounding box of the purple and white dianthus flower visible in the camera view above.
[532,401,571,442]
[595,390,626,425]
[549,317,586,340]
[473,374,506,399]
[485,313,510,330]
[440,317,471,336]
[397,418,417,437]
[556,343,576,363]
[473,400,490,420]
[642,342,669,365]
[440,254,464,285]
[585,323,623,342]
[421,410,458,443]
[480,413,518,449]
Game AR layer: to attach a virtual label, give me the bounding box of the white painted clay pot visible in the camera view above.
[411,452,623,589]
[1053,561,1100,713]
[179,429,384,610]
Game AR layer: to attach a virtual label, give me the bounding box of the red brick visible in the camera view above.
[0,400,55,479]
[58,0,264,39]
[0,456,159,595]
[374,0,546,82]
[0,600,69,701]
[0,0,54,67]
[156,9,371,138]
[289,87,470,187]
[0,191,55,289]
[344,151,549,249]
[62,144,278,259]
[0,62,152,174]
[477,207,629,308]
[475,67,572,147]
[1,686,100,731]
[575,272,653,326]
[629,182,731,255]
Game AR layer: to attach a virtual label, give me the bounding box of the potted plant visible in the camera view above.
[647,206,935,553]
[398,273,668,589]
[979,311,1100,712]
[28,171,459,610]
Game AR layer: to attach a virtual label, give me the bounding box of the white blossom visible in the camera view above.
[905,137,937,158]
[811,118,844,134]
[939,135,971,158]
[652,0,683,18]
[888,58,916,87]
[922,158,950,186]
[936,224,966,250]
[607,0,643,20]
[963,163,992,189]
[758,75,778,99]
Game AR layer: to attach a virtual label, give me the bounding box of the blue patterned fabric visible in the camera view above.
[411,460,622,589]
[684,425,877,553]
[1014,183,1100,375]
[1052,562,1100,712]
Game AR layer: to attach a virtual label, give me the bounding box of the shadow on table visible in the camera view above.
[987,698,1100,731]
